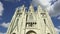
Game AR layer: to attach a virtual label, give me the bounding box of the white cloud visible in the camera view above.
[32,0,60,17]
[32,0,51,9]
[0,32,6,34]
[55,27,60,34]
[0,2,4,16]
[38,0,51,6]
[0,22,10,28]
[47,0,60,17]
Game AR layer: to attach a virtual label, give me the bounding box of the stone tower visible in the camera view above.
[6,5,56,34]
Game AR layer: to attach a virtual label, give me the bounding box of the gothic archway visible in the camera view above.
[26,30,36,34]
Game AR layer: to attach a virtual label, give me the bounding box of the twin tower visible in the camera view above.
[6,5,56,34]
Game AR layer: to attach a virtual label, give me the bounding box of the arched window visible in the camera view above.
[47,33,50,34]
[26,30,36,34]
[13,33,16,34]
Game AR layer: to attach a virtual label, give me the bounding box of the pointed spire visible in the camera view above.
[29,4,33,9]
[38,5,42,9]
[18,5,24,10]
[22,5,25,11]
[29,4,34,13]
[21,5,25,11]
[37,4,42,12]
[18,5,25,13]
[21,5,25,14]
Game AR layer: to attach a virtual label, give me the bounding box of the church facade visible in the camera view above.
[6,5,56,34]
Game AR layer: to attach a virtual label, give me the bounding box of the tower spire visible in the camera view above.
[18,5,25,14]
[37,4,42,13]
[29,4,34,13]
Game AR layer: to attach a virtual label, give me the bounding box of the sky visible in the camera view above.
[0,0,60,34]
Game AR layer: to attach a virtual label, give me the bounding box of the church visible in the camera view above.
[6,4,56,34]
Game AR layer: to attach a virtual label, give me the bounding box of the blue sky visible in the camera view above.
[0,0,60,34]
